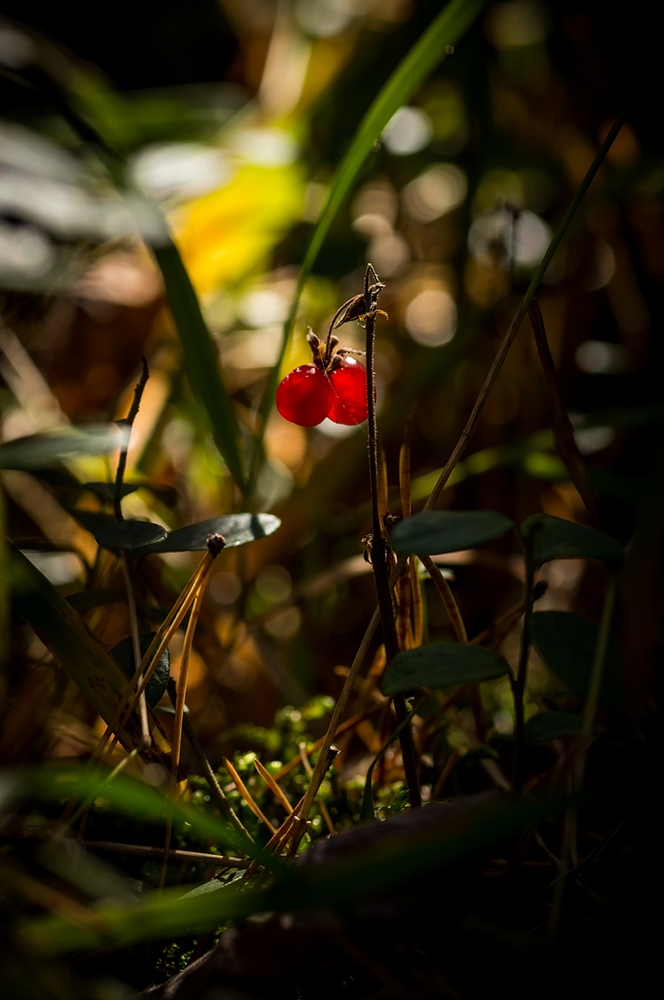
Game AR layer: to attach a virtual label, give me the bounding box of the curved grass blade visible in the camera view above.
[253,0,491,479]
[9,544,145,743]
[153,243,247,491]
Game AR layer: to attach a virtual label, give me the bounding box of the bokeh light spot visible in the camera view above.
[382,107,433,156]
[402,164,468,223]
[404,288,457,346]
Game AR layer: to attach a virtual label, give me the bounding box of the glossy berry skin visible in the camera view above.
[328,356,369,425]
[276,365,334,426]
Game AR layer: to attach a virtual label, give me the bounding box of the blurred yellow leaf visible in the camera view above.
[174,162,305,293]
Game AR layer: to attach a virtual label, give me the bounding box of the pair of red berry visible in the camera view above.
[276,351,368,427]
[276,265,384,428]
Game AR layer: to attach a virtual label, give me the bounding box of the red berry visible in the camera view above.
[328,356,369,425]
[276,364,334,426]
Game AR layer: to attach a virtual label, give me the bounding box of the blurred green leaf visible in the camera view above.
[9,546,143,741]
[390,510,513,555]
[521,513,623,566]
[17,790,562,954]
[530,611,624,711]
[94,520,168,552]
[382,644,510,696]
[111,633,170,708]
[8,767,259,863]
[525,711,584,744]
[139,513,281,553]
[0,425,130,470]
[32,68,247,494]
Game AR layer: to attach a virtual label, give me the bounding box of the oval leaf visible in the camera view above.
[530,611,623,711]
[521,514,623,565]
[381,644,510,696]
[111,633,170,708]
[390,510,514,555]
[0,424,130,470]
[69,509,115,534]
[139,513,281,553]
[95,520,168,552]
[525,711,583,744]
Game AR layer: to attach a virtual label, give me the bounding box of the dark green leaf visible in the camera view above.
[139,513,281,553]
[154,246,247,494]
[66,589,126,612]
[382,644,510,696]
[530,611,624,711]
[69,509,115,534]
[94,520,168,552]
[390,510,514,555]
[525,711,584,744]
[0,425,130,470]
[111,633,170,708]
[521,513,623,565]
[9,546,144,742]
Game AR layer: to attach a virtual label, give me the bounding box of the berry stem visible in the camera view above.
[364,267,421,809]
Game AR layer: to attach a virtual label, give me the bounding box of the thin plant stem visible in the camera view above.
[423,100,633,516]
[115,359,150,745]
[420,555,468,644]
[99,553,213,761]
[178,702,252,842]
[299,744,335,836]
[528,301,599,527]
[254,758,293,815]
[512,551,535,794]
[160,574,209,888]
[121,553,150,745]
[113,357,149,520]
[582,575,618,737]
[363,280,420,809]
[83,842,250,866]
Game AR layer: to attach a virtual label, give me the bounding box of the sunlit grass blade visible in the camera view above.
[153,244,247,491]
[252,0,491,480]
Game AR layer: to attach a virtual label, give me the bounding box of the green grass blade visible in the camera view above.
[252,0,490,479]
[9,545,144,743]
[152,244,247,492]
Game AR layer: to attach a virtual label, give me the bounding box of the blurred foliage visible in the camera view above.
[0,0,663,997]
